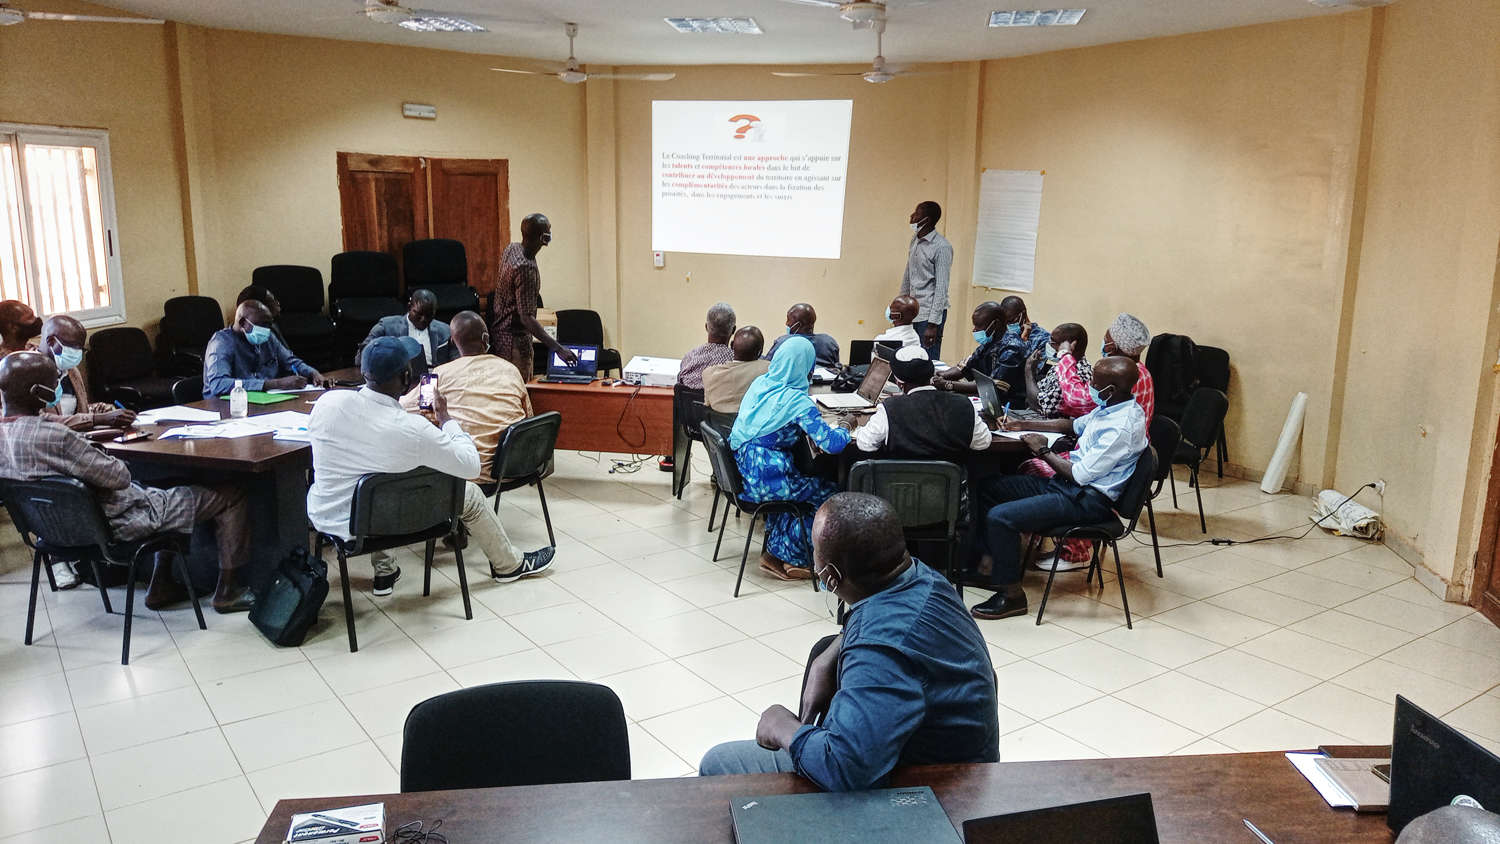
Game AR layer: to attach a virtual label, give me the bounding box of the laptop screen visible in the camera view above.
[1390,695,1500,832]
[858,357,893,403]
[549,345,599,377]
[963,793,1159,844]
[974,371,1003,420]
[850,339,903,367]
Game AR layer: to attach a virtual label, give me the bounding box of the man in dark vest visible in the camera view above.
[855,345,993,457]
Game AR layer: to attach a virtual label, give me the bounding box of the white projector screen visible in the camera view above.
[652,100,854,259]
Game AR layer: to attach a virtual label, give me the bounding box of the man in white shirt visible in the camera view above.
[874,295,922,350]
[307,336,553,597]
[856,346,990,457]
[899,201,953,360]
[358,289,456,375]
[969,357,1148,620]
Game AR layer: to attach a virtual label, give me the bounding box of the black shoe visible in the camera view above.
[442,532,469,551]
[954,569,994,590]
[493,547,555,583]
[971,591,1028,620]
[373,567,401,597]
[658,457,674,473]
[212,588,256,614]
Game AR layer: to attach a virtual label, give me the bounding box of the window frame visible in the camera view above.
[0,122,127,327]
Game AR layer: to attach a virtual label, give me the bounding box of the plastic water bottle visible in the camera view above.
[229,379,248,419]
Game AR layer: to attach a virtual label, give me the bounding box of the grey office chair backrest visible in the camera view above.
[0,476,114,553]
[847,460,963,530]
[698,421,745,499]
[348,467,464,538]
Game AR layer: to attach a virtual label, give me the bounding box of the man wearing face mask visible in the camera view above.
[874,295,921,349]
[698,493,998,790]
[0,352,256,611]
[202,300,326,398]
[969,357,1148,620]
[308,336,554,598]
[764,302,841,368]
[0,299,43,354]
[38,315,136,431]
[932,300,1009,396]
[490,212,577,380]
[898,201,952,360]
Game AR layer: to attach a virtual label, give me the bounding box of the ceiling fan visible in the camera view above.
[775,0,888,30]
[772,19,936,83]
[0,2,163,26]
[490,23,676,84]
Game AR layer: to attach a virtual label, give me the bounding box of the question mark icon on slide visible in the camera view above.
[729,114,761,140]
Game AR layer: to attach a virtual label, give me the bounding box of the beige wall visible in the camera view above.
[0,0,192,330]
[973,14,1373,485]
[1333,0,1500,595]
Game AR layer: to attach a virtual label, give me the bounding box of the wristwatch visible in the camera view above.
[1034,446,1052,458]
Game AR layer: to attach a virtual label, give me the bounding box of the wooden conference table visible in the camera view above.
[255,750,1394,843]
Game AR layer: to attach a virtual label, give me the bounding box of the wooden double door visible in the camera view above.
[335,152,509,295]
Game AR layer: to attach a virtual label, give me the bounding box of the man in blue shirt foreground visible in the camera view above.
[969,356,1148,620]
[203,300,326,398]
[699,492,999,791]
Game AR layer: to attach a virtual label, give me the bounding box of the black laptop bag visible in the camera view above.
[249,546,329,646]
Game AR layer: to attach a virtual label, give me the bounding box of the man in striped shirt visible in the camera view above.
[899,201,953,360]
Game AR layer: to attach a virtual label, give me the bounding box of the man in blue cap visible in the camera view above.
[307,336,553,596]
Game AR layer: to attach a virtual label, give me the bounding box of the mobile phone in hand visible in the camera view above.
[114,430,151,444]
[417,373,438,410]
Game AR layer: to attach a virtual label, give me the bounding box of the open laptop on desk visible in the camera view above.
[849,339,902,367]
[1389,695,1500,832]
[963,793,1159,844]
[540,344,599,384]
[816,357,892,411]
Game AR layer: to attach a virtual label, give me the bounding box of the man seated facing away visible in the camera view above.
[874,295,922,350]
[307,336,554,596]
[677,303,736,391]
[39,315,137,431]
[0,299,42,354]
[0,352,256,611]
[765,303,840,369]
[969,357,1148,620]
[204,300,326,398]
[700,493,999,790]
[855,346,991,457]
[702,326,769,414]
[359,289,455,376]
[934,297,1050,405]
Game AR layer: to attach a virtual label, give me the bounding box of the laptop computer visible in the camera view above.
[816,356,892,410]
[973,370,1005,420]
[730,787,961,844]
[541,344,599,384]
[962,793,1160,844]
[1389,695,1500,832]
[849,339,903,367]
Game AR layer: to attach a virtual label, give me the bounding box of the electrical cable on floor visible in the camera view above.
[1129,482,1377,550]
[615,384,648,450]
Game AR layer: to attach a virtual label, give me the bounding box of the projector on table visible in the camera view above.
[623,356,681,387]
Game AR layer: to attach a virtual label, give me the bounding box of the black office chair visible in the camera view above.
[402,239,480,323]
[1143,416,1182,578]
[313,468,472,652]
[555,309,622,376]
[478,412,561,548]
[401,680,629,792]
[170,376,203,405]
[87,327,175,409]
[330,251,404,367]
[1170,388,1229,534]
[157,295,224,376]
[0,477,206,665]
[699,421,819,598]
[1195,346,1231,478]
[252,265,338,370]
[701,409,739,533]
[1027,447,1157,630]
[671,386,708,499]
[848,460,964,588]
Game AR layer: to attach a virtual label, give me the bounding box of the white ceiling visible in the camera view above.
[42,0,1355,66]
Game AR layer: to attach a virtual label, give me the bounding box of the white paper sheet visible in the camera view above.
[136,405,221,423]
[811,367,837,383]
[993,431,1067,446]
[972,169,1044,292]
[265,386,322,394]
[157,421,270,440]
[245,411,312,431]
[1286,752,1355,808]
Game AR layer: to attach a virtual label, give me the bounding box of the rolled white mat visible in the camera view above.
[1260,391,1308,494]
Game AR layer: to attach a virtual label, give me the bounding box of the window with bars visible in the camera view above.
[0,124,125,326]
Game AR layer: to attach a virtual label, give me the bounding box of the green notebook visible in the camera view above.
[218,391,300,405]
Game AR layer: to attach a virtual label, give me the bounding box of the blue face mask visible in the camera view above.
[1006,322,1022,336]
[245,325,272,346]
[971,329,989,344]
[1101,343,1110,358]
[786,321,800,335]
[1089,385,1114,406]
[885,308,894,323]
[55,344,83,372]
[33,381,62,409]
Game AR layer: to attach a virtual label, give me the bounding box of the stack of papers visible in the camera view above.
[994,430,1068,446]
[136,405,221,424]
[156,410,313,442]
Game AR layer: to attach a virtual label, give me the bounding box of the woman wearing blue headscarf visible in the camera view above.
[730,335,852,580]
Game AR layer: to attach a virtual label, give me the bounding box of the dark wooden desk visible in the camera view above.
[254,752,1393,844]
[527,379,674,455]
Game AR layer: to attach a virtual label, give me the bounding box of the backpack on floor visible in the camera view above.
[249,546,328,647]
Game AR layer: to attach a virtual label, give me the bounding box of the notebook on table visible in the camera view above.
[217,391,300,405]
[730,787,961,844]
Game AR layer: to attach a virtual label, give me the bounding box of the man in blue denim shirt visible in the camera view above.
[202,300,325,398]
[699,493,998,791]
[933,297,1049,407]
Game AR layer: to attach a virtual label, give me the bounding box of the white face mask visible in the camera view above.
[910,220,926,234]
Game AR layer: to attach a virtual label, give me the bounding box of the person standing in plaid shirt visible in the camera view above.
[1102,313,1154,419]
[488,213,577,381]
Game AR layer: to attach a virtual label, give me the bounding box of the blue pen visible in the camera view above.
[113,400,125,409]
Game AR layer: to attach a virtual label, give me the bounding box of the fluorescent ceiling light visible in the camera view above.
[988,9,1086,27]
[398,15,486,32]
[664,17,763,35]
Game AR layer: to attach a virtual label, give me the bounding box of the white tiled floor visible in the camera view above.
[3,451,1499,843]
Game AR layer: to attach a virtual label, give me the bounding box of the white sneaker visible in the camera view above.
[1033,551,1091,573]
[50,560,80,590]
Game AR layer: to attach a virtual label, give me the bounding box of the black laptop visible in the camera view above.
[1389,695,1500,832]
[730,787,961,844]
[849,339,903,367]
[963,793,1160,844]
[541,343,599,384]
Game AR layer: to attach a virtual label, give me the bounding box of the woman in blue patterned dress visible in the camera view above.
[730,336,852,580]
